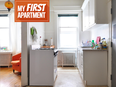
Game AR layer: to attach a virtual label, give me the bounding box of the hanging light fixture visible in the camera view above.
[5,0,13,11]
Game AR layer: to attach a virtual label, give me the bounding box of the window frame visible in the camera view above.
[57,14,79,49]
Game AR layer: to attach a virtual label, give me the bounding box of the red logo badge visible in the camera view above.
[15,0,49,22]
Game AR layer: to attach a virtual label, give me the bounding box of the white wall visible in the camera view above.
[45,0,85,47]
[91,25,109,42]
[0,1,14,10]
[45,11,54,46]
[50,0,84,10]
[90,1,112,87]
[80,31,91,43]
[29,22,45,45]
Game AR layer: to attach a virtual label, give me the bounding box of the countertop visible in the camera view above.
[78,46,108,51]
[82,48,107,51]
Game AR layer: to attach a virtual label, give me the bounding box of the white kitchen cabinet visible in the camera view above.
[29,48,58,86]
[77,48,108,86]
[89,0,95,26]
[77,48,84,79]
[77,49,79,68]
[83,2,89,31]
[82,0,108,31]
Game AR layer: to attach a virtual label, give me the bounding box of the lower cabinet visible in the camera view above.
[77,48,108,86]
[77,48,84,79]
[54,55,57,80]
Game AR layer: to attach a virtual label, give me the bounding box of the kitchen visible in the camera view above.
[20,0,112,87]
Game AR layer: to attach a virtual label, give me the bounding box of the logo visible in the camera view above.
[15,0,49,22]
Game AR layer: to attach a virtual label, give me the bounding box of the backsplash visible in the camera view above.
[91,24,109,43]
[80,31,91,45]
[29,22,45,45]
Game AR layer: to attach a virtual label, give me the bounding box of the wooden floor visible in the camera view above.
[0,66,21,87]
[0,66,108,87]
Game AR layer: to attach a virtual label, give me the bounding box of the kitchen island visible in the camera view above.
[77,47,108,86]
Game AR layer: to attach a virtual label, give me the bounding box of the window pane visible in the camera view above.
[60,28,76,33]
[60,28,77,48]
[0,17,9,27]
[0,29,9,48]
[59,17,78,27]
[60,34,77,48]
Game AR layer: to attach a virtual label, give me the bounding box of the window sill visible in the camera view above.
[0,50,12,54]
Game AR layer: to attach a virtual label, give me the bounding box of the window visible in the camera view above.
[0,14,10,50]
[58,14,78,48]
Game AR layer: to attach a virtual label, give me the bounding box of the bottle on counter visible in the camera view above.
[102,38,107,49]
[39,36,42,47]
[98,42,102,49]
[91,40,95,48]
[51,38,53,46]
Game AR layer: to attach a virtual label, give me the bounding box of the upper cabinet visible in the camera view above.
[82,0,108,31]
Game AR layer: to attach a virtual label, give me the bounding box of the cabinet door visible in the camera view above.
[89,0,95,26]
[83,8,86,31]
[79,50,81,71]
[84,1,89,31]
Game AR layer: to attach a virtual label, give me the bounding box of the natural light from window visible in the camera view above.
[58,15,78,48]
[0,15,10,50]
